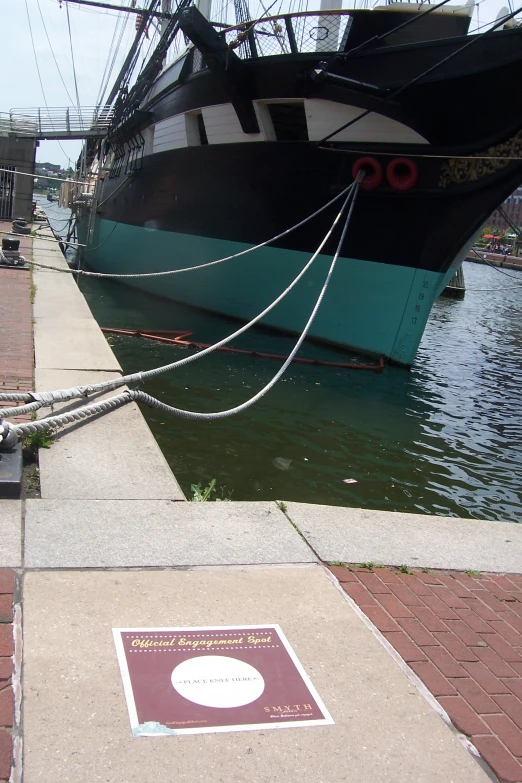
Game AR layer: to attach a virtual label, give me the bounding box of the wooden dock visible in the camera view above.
[440,264,466,299]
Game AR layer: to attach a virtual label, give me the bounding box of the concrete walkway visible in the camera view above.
[0,226,521,782]
[330,564,522,783]
[21,566,490,783]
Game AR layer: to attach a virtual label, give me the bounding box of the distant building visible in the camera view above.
[489,186,522,231]
[37,161,62,174]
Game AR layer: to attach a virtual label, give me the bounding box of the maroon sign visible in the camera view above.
[113,625,333,736]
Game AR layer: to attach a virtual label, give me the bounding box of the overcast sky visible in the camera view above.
[2,0,515,168]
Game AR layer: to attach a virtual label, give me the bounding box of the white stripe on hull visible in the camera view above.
[151,99,428,154]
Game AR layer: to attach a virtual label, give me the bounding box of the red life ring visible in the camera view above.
[352,157,382,190]
[386,158,418,191]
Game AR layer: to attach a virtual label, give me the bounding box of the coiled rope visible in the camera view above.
[0,180,357,418]
[0,176,362,444]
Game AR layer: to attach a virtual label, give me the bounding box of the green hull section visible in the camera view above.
[81,218,456,366]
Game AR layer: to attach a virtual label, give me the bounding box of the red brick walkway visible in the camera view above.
[0,225,33,421]
[0,571,15,782]
[329,564,522,783]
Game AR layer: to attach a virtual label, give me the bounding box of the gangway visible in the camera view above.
[0,107,114,140]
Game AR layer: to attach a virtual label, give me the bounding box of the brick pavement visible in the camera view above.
[0,571,15,782]
[0,224,33,422]
[329,564,522,783]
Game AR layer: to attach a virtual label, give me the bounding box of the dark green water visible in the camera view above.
[42,201,522,522]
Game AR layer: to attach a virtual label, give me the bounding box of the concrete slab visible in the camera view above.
[32,233,118,370]
[22,567,490,783]
[35,370,184,501]
[0,500,21,566]
[24,500,315,568]
[285,502,522,572]
[33,268,94,321]
[34,318,121,371]
[32,238,70,270]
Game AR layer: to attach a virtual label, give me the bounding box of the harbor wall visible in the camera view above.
[466,248,522,272]
[30,229,186,502]
[22,228,522,574]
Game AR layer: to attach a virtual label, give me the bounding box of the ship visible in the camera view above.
[74,0,522,366]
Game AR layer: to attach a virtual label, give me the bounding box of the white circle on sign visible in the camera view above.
[171,656,265,709]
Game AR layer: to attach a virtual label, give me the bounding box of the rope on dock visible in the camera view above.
[0,176,363,442]
[0,180,358,418]
[0,230,86,248]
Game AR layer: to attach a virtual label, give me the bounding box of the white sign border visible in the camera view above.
[113,624,334,736]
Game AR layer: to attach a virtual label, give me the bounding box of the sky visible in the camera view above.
[1,0,516,168]
[2,0,139,167]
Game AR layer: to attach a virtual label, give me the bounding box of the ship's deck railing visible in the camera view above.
[221,10,355,58]
[0,107,115,140]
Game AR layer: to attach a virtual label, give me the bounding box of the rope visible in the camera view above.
[65,3,82,118]
[28,179,356,277]
[318,150,522,162]
[0,250,28,268]
[0,175,362,442]
[0,230,85,248]
[0,169,93,188]
[0,180,358,417]
[36,0,76,105]
[24,0,74,167]
[471,248,522,280]
[96,3,130,107]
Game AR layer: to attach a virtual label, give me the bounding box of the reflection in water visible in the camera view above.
[42,201,522,522]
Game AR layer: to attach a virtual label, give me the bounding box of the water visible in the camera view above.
[42,202,522,522]
[36,196,72,232]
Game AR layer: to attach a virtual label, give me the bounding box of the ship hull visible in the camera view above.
[82,136,522,366]
[83,215,464,365]
[79,20,522,366]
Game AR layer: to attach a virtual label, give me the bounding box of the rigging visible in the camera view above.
[96,3,131,106]
[65,1,83,134]
[317,2,522,145]
[24,0,73,166]
[36,0,76,105]
[60,0,173,18]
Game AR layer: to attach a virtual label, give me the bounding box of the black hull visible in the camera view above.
[146,27,522,148]
[96,24,522,276]
[98,140,522,277]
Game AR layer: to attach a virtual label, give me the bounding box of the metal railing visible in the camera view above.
[223,10,354,58]
[0,107,115,140]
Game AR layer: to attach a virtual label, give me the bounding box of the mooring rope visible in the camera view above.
[0,179,359,420]
[28,180,357,279]
[472,248,522,281]
[0,175,362,444]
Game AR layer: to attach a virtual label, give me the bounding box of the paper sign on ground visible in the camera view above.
[113,624,334,736]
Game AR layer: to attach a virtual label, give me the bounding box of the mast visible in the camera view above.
[62,0,171,19]
[161,0,172,35]
[105,0,160,107]
[317,0,342,52]
[197,0,212,20]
